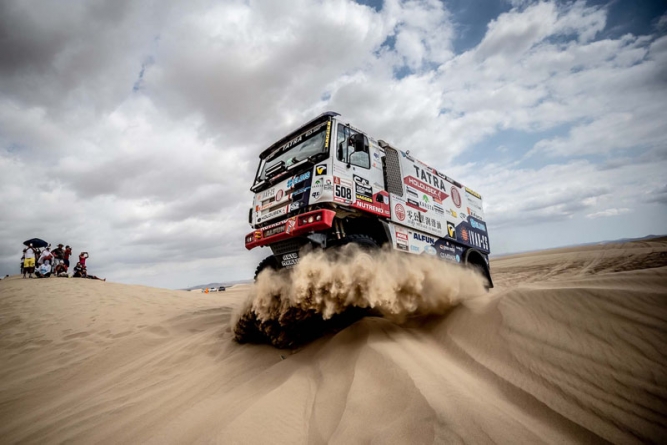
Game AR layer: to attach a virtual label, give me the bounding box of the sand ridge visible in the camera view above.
[0,239,666,444]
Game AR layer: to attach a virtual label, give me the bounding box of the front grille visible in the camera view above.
[270,238,307,256]
[383,146,404,196]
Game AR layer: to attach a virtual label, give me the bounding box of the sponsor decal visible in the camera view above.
[433,204,444,214]
[406,187,419,198]
[447,222,457,239]
[289,202,301,211]
[286,218,297,234]
[264,225,286,237]
[465,187,481,199]
[451,187,462,208]
[260,188,276,200]
[424,245,436,255]
[470,218,486,232]
[397,243,409,251]
[413,233,436,245]
[461,227,469,242]
[396,231,409,241]
[410,245,420,252]
[354,199,390,216]
[456,254,461,262]
[459,212,467,220]
[262,206,288,221]
[254,230,262,240]
[353,175,370,187]
[395,204,406,221]
[333,179,353,204]
[325,121,331,149]
[404,176,448,202]
[355,183,373,203]
[438,242,455,255]
[467,207,483,220]
[275,189,284,201]
[373,152,380,159]
[287,171,311,188]
[406,198,426,212]
[281,252,299,267]
[315,164,327,175]
[447,209,457,218]
[439,253,456,261]
[412,165,450,193]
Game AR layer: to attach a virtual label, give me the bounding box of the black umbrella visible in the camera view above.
[23,238,48,248]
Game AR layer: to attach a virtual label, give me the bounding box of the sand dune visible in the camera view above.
[0,239,666,444]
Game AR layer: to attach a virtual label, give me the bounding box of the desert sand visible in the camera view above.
[0,238,666,444]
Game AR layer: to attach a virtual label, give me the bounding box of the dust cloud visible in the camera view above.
[233,245,487,348]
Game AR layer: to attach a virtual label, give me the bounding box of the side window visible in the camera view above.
[337,124,349,162]
[337,124,370,169]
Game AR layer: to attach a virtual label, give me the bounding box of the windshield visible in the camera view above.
[255,120,330,186]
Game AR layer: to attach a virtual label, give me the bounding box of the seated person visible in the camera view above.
[35,261,52,278]
[73,263,105,281]
[54,262,69,277]
[72,262,85,278]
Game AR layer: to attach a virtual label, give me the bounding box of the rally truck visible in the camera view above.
[244,111,493,287]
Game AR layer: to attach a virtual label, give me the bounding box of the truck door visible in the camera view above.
[332,123,390,217]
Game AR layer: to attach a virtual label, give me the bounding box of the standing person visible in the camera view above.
[79,252,89,268]
[52,244,64,269]
[21,249,26,276]
[23,244,37,278]
[38,247,53,266]
[63,245,72,271]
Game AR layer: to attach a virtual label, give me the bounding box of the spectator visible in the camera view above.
[38,247,53,266]
[63,245,72,270]
[52,244,64,269]
[54,262,68,277]
[73,262,105,281]
[79,252,89,267]
[23,244,37,278]
[35,260,52,278]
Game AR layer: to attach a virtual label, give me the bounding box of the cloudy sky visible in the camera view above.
[1,0,666,289]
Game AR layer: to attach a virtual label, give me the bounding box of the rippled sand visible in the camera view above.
[0,238,665,444]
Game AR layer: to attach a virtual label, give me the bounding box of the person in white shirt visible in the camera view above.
[38,247,53,266]
[23,244,37,278]
[35,260,52,278]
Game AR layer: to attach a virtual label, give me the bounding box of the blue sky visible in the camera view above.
[0,0,665,288]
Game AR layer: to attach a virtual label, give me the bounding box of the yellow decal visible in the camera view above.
[316,165,326,175]
[325,121,331,149]
[465,187,481,199]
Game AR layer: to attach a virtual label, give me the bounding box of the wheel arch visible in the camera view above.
[464,248,494,289]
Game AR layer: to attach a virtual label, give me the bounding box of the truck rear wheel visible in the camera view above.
[336,234,378,249]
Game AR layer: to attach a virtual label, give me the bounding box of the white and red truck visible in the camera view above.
[244,111,492,287]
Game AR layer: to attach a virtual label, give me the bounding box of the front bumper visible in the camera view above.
[244,209,336,250]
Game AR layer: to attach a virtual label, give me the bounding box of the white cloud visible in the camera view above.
[1,0,666,286]
[586,208,631,219]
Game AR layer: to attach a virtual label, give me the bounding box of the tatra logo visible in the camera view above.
[316,165,327,175]
[413,166,448,192]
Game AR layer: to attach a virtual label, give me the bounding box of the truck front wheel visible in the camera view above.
[254,255,279,281]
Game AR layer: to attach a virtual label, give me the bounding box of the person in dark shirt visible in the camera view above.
[63,245,72,269]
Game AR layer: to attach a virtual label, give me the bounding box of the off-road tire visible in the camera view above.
[254,255,280,281]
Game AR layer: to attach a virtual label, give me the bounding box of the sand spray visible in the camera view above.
[233,244,487,348]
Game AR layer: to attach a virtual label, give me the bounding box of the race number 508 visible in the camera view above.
[335,184,352,200]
